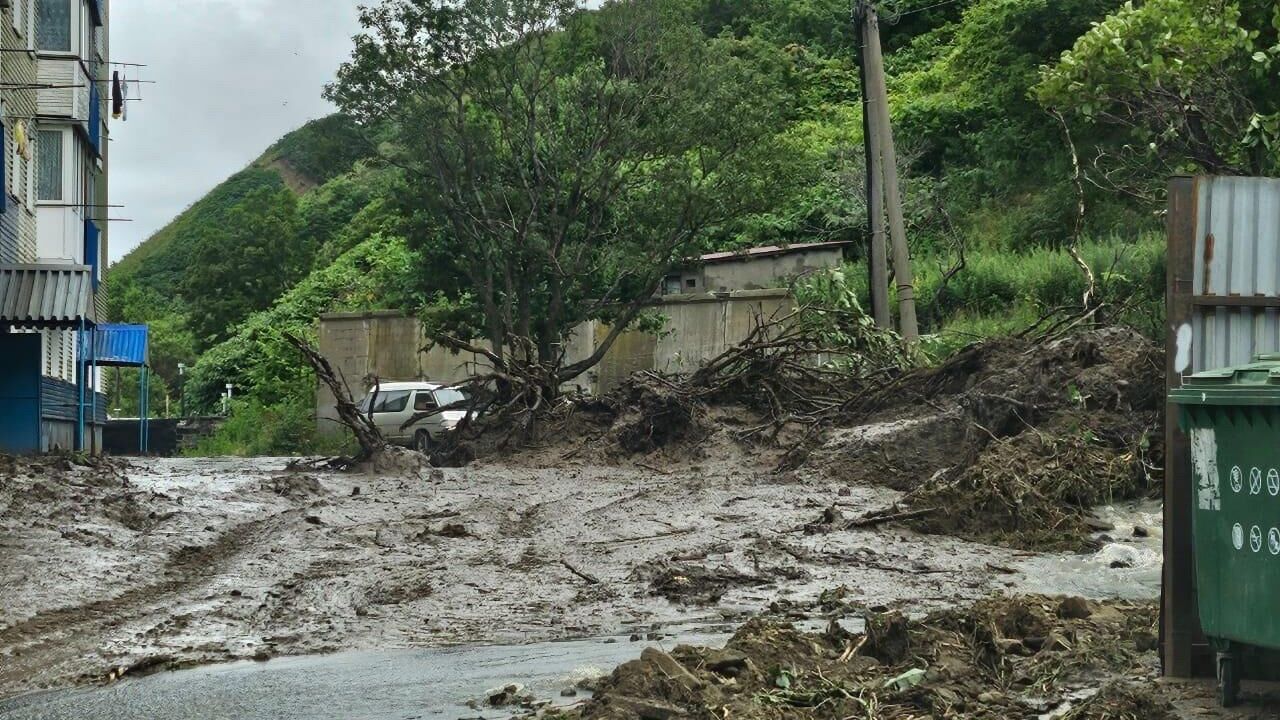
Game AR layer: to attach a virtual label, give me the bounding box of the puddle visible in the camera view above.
[0,628,730,720]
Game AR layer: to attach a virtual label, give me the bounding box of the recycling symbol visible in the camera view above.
[1233,523,1245,550]
[1231,466,1243,493]
[1270,469,1280,497]
[1269,528,1280,556]
[1250,467,1264,495]
[1251,525,1264,553]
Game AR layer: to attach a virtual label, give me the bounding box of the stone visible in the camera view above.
[1056,596,1092,620]
[641,647,703,690]
[1132,525,1150,538]
[704,649,751,677]
[560,687,578,697]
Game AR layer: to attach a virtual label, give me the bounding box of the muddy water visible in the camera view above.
[0,629,730,720]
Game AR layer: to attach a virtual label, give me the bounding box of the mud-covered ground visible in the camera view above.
[0,328,1270,717]
[0,448,1158,703]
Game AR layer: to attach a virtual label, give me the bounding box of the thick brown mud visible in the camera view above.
[0,452,1156,702]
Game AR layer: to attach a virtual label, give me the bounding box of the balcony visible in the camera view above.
[37,57,92,124]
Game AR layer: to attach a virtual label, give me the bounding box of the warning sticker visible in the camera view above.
[1190,428,1221,510]
[1251,525,1264,554]
[1269,528,1280,556]
[1251,467,1264,495]
[1233,523,1245,550]
[1269,469,1279,497]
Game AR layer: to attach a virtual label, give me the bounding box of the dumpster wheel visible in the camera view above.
[1217,651,1240,707]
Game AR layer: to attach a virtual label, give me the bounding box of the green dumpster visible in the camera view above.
[1171,354,1280,706]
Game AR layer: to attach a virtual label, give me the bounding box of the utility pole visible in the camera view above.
[860,2,919,343]
[856,1,891,330]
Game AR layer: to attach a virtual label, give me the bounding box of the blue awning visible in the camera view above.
[86,324,149,367]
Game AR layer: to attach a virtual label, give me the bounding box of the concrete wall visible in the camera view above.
[316,290,795,429]
[701,247,844,293]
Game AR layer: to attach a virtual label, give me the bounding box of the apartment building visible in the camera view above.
[0,0,110,453]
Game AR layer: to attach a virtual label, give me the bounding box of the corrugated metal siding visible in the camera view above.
[36,59,76,119]
[2,1,39,264]
[40,377,107,422]
[0,264,95,325]
[90,324,148,366]
[0,198,21,264]
[1190,177,1280,371]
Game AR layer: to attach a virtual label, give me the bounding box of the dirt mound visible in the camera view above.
[569,595,1161,720]
[812,327,1163,550]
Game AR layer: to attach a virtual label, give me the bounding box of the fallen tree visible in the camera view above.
[284,332,386,469]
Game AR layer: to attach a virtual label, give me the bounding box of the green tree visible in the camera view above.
[1038,0,1280,191]
[326,0,797,395]
[183,186,303,349]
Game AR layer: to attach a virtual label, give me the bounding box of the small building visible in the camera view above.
[661,241,850,295]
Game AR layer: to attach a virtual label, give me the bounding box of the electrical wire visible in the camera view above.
[894,0,965,18]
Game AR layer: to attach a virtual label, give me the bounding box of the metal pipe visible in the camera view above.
[76,320,85,452]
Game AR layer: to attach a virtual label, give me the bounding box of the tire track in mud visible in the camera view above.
[0,510,295,692]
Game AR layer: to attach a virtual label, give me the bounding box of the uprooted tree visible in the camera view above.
[325,0,798,407]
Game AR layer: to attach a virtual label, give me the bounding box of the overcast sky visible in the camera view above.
[108,0,363,263]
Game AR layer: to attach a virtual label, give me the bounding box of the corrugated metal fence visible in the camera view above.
[1165,175,1280,677]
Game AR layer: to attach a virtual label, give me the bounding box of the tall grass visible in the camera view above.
[840,232,1165,353]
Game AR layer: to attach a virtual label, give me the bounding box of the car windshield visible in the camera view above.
[433,388,466,408]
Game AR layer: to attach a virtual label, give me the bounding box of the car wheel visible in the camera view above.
[414,430,432,455]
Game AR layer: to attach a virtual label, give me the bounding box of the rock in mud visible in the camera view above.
[1057,596,1092,620]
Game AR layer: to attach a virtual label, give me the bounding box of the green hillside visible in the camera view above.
[102,0,1277,452]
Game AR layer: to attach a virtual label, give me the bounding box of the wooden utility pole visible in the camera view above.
[856,1,891,329]
[860,2,919,343]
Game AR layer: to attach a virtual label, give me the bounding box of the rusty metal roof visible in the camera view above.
[0,264,96,328]
[698,241,852,264]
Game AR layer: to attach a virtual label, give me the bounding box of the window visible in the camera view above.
[686,278,697,288]
[433,388,466,407]
[413,392,437,412]
[13,0,24,35]
[370,390,410,414]
[37,130,61,201]
[36,0,70,52]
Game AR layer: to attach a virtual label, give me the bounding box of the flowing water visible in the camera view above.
[0,628,731,720]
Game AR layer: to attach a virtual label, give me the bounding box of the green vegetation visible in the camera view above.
[106,0,1278,454]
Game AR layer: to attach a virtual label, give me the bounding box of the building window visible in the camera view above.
[36,0,71,52]
[37,130,62,201]
[13,0,24,35]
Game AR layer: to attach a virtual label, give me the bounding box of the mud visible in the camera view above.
[810,328,1164,550]
[0,447,1159,703]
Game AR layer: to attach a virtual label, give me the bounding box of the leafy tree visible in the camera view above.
[183,186,303,349]
[326,0,797,395]
[1038,0,1280,192]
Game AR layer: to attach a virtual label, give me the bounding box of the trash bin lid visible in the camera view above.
[1170,354,1280,406]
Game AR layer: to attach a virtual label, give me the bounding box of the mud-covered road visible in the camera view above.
[0,452,1161,703]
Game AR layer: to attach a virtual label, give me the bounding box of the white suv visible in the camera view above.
[356,381,470,452]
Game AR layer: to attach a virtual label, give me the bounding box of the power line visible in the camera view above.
[894,0,964,18]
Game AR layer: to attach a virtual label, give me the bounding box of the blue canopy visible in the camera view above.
[87,324,149,367]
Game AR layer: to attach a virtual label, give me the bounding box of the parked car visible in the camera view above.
[356,381,470,452]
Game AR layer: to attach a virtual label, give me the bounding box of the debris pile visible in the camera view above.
[560,595,1167,720]
[817,327,1163,549]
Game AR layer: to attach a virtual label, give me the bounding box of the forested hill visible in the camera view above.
[105,0,1276,452]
